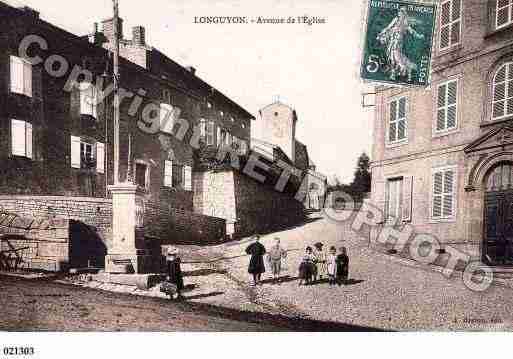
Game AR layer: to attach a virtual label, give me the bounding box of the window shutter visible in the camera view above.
[217,127,222,146]
[443,170,455,217]
[389,100,397,143]
[440,2,451,49]
[11,119,26,157]
[437,83,447,131]
[184,166,192,191]
[206,122,214,145]
[80,83,92,116]
[23,61,32,97]
[200,119,206,137]
[164,160,173,187]
[160,103,174,134]
[433,172,443,218]
[402,176,413,222]
[450,0,461,44]
[96,142,105,174]
[10,56,24,95]
[25,123,33,159]
[497,0,511,28]
[71,136,81,168]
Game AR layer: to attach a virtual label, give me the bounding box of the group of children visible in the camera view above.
[298,242,349,286]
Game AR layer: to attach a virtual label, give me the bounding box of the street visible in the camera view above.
[2,213,513,331]
[0,274,377,332]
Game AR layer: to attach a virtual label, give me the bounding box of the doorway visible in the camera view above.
[483,162,513,265]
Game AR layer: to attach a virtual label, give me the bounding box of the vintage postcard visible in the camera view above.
[0,0,512,356]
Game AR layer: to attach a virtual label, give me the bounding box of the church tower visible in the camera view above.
[257,101,297,163]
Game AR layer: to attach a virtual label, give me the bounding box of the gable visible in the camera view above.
[464,125,513,154]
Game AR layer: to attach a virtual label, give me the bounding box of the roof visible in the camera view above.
[0,1,255,121]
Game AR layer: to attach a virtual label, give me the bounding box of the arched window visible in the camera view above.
[492,62,513,120]
[486,162,513,192]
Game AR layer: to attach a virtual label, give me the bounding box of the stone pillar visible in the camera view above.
[105,183,152,274]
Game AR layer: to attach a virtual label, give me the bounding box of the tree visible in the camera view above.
[350,152,371,202]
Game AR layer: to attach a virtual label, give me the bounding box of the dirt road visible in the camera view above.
[0,275,379,331]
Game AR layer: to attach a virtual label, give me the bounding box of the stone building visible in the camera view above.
[255,101,327,211]
[370,0,513,265]
[0,2,307,271]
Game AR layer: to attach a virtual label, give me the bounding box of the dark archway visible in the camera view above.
[483,161,513,265]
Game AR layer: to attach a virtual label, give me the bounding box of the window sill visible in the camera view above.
[10,91,33,99]
[480,117,513,128]
[9,155,33,161]
[385,139,408,149]
[429,217,457,224]
[433,128,459,138]
[435,43,463,57]
[485,24,513,39]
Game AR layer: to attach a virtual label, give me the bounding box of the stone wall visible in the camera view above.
[0,195,113,243]
[0,212,70,271]
[193,170,307,238]
[143,201,226,245]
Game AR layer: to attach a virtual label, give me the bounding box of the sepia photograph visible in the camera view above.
[0,0,512,356]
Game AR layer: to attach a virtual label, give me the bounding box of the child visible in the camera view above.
[313,242,327,281]
[335,247,349,286]
[299,246,315,286]
[165,247,184,299]
[327,246,337,286]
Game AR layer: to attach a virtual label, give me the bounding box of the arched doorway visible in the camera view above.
[483,162,513,265]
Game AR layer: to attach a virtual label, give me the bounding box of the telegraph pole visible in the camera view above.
[112,0,120,184]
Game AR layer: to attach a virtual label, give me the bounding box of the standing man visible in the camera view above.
[245,235,266,286]
[267,238,287,284]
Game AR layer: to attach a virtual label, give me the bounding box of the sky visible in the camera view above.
[8,0,374,184]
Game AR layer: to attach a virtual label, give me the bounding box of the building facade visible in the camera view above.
[370,0,513,265]
[0,2,312,273]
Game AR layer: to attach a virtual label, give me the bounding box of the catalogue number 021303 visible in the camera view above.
[3,347,35,356]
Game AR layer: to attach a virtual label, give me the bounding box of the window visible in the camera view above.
[10,56,32,97]
[492,62,513,120]
[164,160,173,187]
[218,128,226,147]
[135,162,148,189]
[436,79,458,132]
[224,132,232,146]
[184,166,192,191]
[388,97,407,144]
[206,121,215,145]
[240,140,248,155]
[439,0,461,50]
[79,82,97,118]
[497,0,513,29]
[162,89,171,104]
[164,161,192,190]
[432,167,456,220]
[81,142,94,164]
[70,136,105,173]
[385,178,403,222]
[11,119,32,159]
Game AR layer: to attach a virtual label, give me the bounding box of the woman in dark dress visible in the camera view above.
[245,235,266,286]
[335,247,349,286]
[166,247,184,299]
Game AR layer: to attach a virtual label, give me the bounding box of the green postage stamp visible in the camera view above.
[361,0,437,87]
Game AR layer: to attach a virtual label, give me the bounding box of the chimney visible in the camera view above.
[19,6,39,19]
[132,26,146,46]
[185,66,196,76]
[102,17,124,44]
